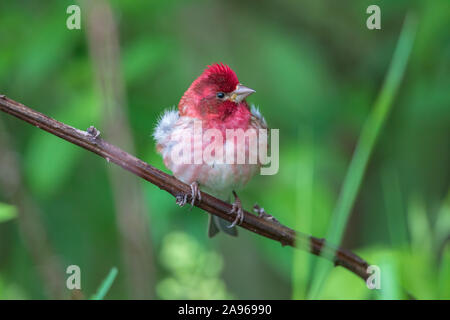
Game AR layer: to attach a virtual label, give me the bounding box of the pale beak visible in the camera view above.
[230,84,255,103]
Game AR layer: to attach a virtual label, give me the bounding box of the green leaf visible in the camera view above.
[377,257,402,300]
[0,203,17,223]
[434,192,450,250]
[439,245,450,299]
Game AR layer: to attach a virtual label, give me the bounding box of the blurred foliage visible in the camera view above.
[0,0,448,299]
[0,276,27,299]
[157,232,232,299]
[0,203,17,224]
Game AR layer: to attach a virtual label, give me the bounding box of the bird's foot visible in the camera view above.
[87,126,101,139]
[253,204,280,224]
[175,182,201,209]
[175,194,188,207]
[228,191,244,228]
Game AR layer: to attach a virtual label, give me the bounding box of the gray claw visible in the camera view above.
[189,181,201,208]
[176,194,188,206]
[228,191,244,228]
[175,182,201,209]
[87,126,101,139]
[253,204,280,224]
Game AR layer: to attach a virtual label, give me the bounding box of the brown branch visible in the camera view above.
[0,95,371,282]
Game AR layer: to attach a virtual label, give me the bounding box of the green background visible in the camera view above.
[0,0,448,299]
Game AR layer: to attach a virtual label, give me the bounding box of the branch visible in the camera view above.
[0,95,371,281]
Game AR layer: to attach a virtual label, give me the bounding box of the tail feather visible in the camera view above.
[205,191,238,238]
[208,214,238,237]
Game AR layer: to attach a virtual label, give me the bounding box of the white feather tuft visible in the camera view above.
[153,107,179,144]
[250,104,267,127]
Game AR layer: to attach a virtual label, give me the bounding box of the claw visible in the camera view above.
[87,126,101,139]
[228,191,244,228]
[189,181,201,209]
[176,194,188,206]
[253,204,280,224]
[176,182,201,209]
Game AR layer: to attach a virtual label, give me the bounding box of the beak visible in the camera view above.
[230,84,255,103]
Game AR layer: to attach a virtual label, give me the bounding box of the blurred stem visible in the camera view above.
[292,127,314,299]
[0,118,66,299]
[84,0,155,299]
[308,14,418,299]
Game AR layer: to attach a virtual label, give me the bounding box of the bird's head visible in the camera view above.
[179,63,255,123]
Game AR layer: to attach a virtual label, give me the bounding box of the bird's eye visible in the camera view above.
[216,92,225,99]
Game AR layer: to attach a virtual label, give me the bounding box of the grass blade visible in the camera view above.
[91,267,118,300]
[382,167,408,247]
[292,127,315,299]
[308,14,418,299]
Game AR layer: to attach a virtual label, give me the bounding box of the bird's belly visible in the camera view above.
[164,156,259,197]
[158,121,260,197]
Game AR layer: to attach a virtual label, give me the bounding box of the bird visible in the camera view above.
[153,63,267,237]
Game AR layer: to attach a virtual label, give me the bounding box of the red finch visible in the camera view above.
[154,63,267,237]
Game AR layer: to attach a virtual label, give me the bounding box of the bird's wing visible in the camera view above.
[250,104,267,129]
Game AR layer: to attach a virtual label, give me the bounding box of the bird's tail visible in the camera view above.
[206,192,238,237]
[208,214,238,237]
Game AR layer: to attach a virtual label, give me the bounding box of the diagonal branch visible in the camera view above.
[0,95,371,282]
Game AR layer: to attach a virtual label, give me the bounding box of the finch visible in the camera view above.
[153,63,267,237]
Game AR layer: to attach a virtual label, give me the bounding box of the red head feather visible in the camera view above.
[201,63,239,93]
[179,63,251,130]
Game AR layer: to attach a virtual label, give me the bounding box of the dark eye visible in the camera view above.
[216,92,225,99]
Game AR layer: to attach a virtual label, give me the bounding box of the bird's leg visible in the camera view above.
[253,204,280,224]
[228,191,244,228]
[175,181,201,208]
